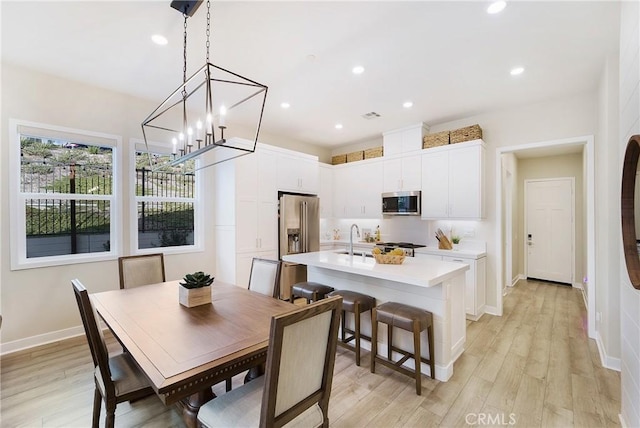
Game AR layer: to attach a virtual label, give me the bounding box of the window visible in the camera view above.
[10,120,120,269]
[132,142,199,252]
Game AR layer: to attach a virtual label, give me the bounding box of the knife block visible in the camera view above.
[438,236,453,250]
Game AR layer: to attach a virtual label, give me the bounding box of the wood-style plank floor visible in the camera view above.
[1,279,621,427]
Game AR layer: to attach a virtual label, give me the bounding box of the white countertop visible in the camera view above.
[283,250,469,288]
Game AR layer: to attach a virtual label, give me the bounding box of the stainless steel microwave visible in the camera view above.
[382,191,421,216]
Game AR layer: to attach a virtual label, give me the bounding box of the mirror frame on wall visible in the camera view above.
[621,134,640,290]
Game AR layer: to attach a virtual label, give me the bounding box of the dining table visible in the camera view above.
[91,280,295,428]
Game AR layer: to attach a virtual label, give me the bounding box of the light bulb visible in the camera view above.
[219,106,227,126]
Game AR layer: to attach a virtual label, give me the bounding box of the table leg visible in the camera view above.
[244,363,265,383]
[178,388,215,428]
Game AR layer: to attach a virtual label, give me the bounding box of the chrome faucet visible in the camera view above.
[349,224,360,256]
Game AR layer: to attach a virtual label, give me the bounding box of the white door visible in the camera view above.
[525,178,574,284]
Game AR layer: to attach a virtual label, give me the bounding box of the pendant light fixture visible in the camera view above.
[141,0,268,171]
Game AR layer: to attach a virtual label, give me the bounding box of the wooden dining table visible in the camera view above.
[92,280,295,428]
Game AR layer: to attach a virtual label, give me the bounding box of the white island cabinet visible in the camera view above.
[282,250,469,381]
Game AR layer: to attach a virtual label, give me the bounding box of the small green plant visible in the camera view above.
[452,236,461,244]
[180,271,214,289]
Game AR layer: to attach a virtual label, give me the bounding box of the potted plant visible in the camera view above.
[179,271,214,307]
[451,236,461,249]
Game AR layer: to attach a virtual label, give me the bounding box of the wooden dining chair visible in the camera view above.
[198,295,342,428]
[118,253,165,289]
[248,258,282,298]
[72,279,155,428]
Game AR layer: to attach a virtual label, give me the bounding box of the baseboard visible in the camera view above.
[1,325,85,356]
[511,274,524,287]
[619,412,629,428]
[595,331,621,371]
[573,281,583,290]
[484,305,499,316]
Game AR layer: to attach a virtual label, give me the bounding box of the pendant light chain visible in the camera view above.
[182,13,188,92]
[206,0,211,64]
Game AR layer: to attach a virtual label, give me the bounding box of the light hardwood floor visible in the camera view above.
[1,279,621,427]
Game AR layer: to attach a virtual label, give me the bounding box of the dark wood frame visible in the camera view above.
[248,258,283,298]
[72,279,154,428]
[117,253,165,289]
[621,135,640,290]
[259,295,342,428]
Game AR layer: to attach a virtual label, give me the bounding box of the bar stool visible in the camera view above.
[370,302,435,395]
[327,290,376,366]
[290,282,334,304]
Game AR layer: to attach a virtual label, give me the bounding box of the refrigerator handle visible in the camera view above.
[301,201,308,252]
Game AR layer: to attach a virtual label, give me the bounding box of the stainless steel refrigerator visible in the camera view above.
[278,192,319,300]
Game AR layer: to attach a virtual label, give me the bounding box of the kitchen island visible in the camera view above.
[282,250,469,381]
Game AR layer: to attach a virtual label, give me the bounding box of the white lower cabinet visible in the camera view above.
[416,253,486,320]
[442,256,486,321]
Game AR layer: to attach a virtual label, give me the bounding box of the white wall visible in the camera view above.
[619,2,640,426]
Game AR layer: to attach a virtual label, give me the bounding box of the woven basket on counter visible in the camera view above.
[347,150,364,162]
[331,154,347,165]
[373,254,406,265]
[423,131,450,149]
[450,124,482,144]
[364,146,383,159]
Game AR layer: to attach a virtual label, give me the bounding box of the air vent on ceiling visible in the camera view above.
[362,112,381,120]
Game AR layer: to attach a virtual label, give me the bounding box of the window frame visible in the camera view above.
[129,139,203,255]
[9,119,122,270]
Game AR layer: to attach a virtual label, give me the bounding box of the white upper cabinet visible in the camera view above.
[333,159,383,218]
[383,155,422,192]
[382,123,429,156]
[421,140,485,219]
[276,151,319,194]
[318,163,333,218]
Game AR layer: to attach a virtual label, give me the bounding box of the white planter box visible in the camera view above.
[179,285,212,308]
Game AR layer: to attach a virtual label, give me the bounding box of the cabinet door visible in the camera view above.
[332,167,349,217]
[258,150,277,203]
[421,152,449,218]
[401,126,424,153]
[319,165,333,218]
[383,158,403,192]
[401,155,422,190]
[276,153,318,193]
[257,201,278,252]
[299,157,319,193]
[443,256,474,315]
[383,131,403,156]
[350,161,382,218]
[448,145,482,218]
[236,200,259,252]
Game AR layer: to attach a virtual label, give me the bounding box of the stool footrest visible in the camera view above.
[374,355,422,379]
[388,344,432,367]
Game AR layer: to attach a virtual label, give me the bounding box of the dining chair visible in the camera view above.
[72,279,155,428]
[248,258,282,298]
[198,294,342,428]
[118,253,165,289]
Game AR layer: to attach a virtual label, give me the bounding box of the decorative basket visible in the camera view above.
[331,154,347,165]
[450,124,482,144]
[364,146,383,159]
[423,131,450,149]
[373,254,406,265]
[347,150,364,162]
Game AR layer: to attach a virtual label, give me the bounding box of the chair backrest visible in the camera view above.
[260,295,342,427]
[118,253,165,289]
[248,258,282,298]
[72,279,115,397]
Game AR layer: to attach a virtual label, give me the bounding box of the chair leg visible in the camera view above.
[370,308,377,373]
[413,320,422,395]
[105,402,116,428]
[340,310,346,342]
[387,323,393,360]
[354,303,361,366]
[92,388,101,428]
[427,324,435,380]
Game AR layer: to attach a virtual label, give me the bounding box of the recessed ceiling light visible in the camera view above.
[352,66,365,75]
[335,123,343,129]
[280,102,290,109]
[487,1,506,14]
[403,101,413,109]
[151,34,168,46]
[510,66,524,76]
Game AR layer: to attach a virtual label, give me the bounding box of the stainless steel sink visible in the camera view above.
[335,250,373,258]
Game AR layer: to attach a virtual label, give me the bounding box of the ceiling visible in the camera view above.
[1,1,620,149]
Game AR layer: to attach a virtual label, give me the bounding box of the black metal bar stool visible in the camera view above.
[290,282,334,304]
[370,301,435,395]
[327,290,376,366]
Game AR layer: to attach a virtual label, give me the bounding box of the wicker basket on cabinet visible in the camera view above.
[450,125,482,144]
[423,131,450,149]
